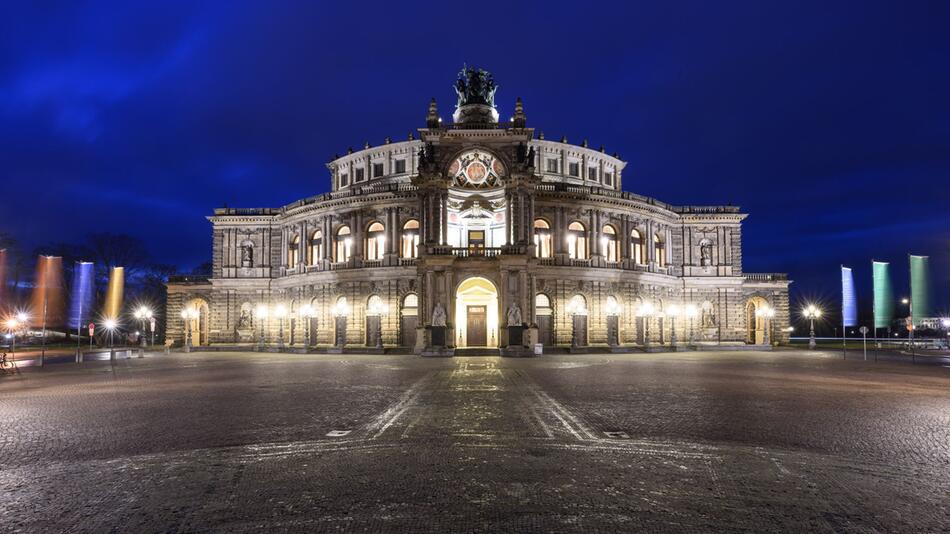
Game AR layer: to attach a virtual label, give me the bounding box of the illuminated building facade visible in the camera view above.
[166,68,790,353]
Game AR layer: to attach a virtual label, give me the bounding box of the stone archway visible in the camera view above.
[745,296,770,344]
[185,298,211,346]
[455,277,499,348]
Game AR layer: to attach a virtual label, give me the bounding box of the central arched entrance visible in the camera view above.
[455,276,499,348]
[746,296,769,344]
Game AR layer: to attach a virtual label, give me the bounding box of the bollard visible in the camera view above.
[110,349,116,362]
[76,349,84,363]
[138,348,144,358]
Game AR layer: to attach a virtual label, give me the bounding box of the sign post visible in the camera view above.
[88,323,95,348]
[859,326,868,361]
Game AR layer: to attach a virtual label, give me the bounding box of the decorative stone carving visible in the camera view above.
[507,303,523,326]
[700,239,713,267]
[432,302,447,327]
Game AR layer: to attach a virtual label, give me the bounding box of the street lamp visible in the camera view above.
[667,305,680,349]
[255,304,269,351]
[134,306,153,348]
[637,301,655,349]
[274,304,288,351]
[685,304,698,346]
[803,304,822,350]
[366,298,389,349]
[755,306,775,346]
[330,298,351,348]
[103,317,118,360]
[300,304,315,348]
[5,316,21,362]
[180,308,199,352]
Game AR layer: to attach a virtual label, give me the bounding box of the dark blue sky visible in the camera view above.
[2,1,948,314]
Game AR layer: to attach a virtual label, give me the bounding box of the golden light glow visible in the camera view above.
[104,267,125,319]
[455,277,499,348]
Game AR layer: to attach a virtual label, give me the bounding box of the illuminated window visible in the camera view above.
[535,293,552,316]
[401,219,420,258]
[654,233,666,267]
[567,221,588,259]
[630,229,644,264]
[365,222,385,261]
[533,219,552,258]
[335,226,352,262]
[309,230,323,265]
[288,234,300,266]
[601,225,618,262]
[567,294,588,315]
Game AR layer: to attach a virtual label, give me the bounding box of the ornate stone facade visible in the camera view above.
[166,69,790,353]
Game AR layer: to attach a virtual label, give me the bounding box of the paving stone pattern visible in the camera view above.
[1,351,948,532]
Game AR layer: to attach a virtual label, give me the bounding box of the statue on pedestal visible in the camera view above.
[506,303,523,327]
[432,302,447,327]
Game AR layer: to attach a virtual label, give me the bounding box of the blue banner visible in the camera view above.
[841,266,857,327]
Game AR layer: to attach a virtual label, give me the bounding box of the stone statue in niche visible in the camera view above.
[702,305,717,328]
[700,240,713,267]
[241,244,254,268]
[431,302,447,327]
[506,303,523,326]
[237,308,252,329]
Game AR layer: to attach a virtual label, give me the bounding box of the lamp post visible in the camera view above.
[5,316,21,363]
[134,306,153,348]
[274,304,287,351]
[300,304,315,348]
[941,318,950,349]
[367,299,389,349]
[103,318,118,361]
[803,304,821,350]
[637,301,655,350]
[331,299,351,348]
[255,304,268,351]
[685,304,698,347]
[756,306,775,346]
[667,305,680,349]
[180,308,199,352]
[605,297,621,347]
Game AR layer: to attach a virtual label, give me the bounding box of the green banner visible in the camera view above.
[909,255,932,324]
[872,261,894,328]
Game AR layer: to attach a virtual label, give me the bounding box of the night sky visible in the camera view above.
[2,1,948,316]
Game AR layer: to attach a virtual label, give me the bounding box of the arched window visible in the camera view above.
[309,230,323,265]
[401,219,420,259]
[567,221,588,259]
[630,229,644,265]
[366,294,386,315]
[288,234,300,266]
[535,293,552,315]
[601,224,618,262]
[335,226,352,262]
[366,222,385,261]
[605,295,621,316]
[402,293,418,316]
[654,233,666,267]
[533,219,552,258]
[566,294,588,315]
[332,296,350,316]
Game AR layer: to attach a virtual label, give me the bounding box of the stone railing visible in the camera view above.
[451,247,502,258]
[744,273,789,282]
[167,275,210,284]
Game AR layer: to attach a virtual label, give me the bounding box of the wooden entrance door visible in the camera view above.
[537,315,553,346]
[467,305,487,346]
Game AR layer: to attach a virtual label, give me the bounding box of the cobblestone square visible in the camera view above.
[1,351,948,532]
